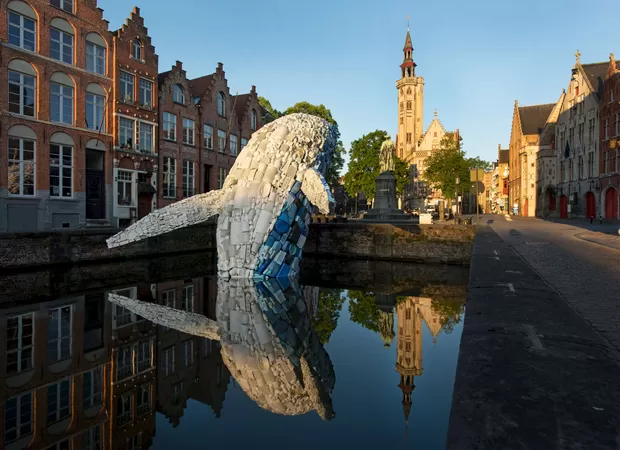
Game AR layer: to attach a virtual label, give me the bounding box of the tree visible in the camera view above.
[343,130,409,200]
[348,291,381,333]
[282,102,345,188]
[311,289,345,344]
[257,96,281,119]
[430,298,465,334]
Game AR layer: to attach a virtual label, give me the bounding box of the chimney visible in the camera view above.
[132,6,140,15]
[175,60,183,70]
[251,85,256,95]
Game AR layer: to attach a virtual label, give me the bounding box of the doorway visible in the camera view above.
[605,187,618,219]
[85,149,105,220]
[560,195,568,218]
[585,192,596,219]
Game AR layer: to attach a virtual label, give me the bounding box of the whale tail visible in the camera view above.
[106,189,224,249]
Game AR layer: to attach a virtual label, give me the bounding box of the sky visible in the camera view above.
[100,0,620,168]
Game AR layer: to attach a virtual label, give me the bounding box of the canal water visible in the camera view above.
[0,254,468,450]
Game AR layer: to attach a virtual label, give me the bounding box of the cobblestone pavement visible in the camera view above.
[489,214,620,355]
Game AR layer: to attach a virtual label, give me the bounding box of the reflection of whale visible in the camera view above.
[108,278,335,420]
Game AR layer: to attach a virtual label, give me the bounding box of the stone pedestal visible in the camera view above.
[363,171,411,222]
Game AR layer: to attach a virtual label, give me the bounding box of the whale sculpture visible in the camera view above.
[107,113,337,281]
[107,277,336,419]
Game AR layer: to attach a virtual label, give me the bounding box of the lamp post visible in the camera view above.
[455,177,460,222]
[503,167,510,215]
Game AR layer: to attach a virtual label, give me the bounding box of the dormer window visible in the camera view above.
[218,92,225,117]
[132,39,142,61]
[250,109,257,130]
[173,84,184,104]
[51,0,73,13]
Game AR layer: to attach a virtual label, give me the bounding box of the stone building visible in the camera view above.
[599,53,620,219]
[110,7,159,227]
[0,0,114,231]
[536,94,563,217]
[491,145,509,213]
[555,52,607,219]
[508,100,556,217]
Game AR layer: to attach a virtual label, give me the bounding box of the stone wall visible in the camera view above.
[304,223,474,265]
[0,221,474,270]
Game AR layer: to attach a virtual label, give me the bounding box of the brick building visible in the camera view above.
[0,0,114,232]
[599,53,620,219]
[110,7,159,227]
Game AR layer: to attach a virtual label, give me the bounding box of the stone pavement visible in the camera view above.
[489,215,620,355]
[448,224,620,449]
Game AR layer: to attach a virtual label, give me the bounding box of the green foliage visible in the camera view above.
[325,140,346,188]
[430,298,465,334]
[348,291,380,333]
[311,289,346,344]
[283,102,338,128]
[422,133,491,199]
[257,96,281,119]
[343,130,408,200]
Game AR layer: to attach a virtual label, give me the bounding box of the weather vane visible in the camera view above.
[406,15,410,31]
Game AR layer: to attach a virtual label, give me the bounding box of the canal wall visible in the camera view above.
[0,221,474,270]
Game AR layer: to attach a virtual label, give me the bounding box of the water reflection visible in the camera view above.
[0,257,466,449]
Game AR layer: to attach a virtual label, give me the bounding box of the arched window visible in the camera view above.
[218,92,225,117]
[50,18,74,65]
[85,33,107,75]
[173,84,184,104]
[51,0,73,13]
[50,72,74,125]
[8,124,36,196]
[132,39,142,60]
[8,59,37,118]
[250,109,257,130]
[8,1,37,52]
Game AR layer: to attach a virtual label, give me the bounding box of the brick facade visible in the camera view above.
[599,54,620,219]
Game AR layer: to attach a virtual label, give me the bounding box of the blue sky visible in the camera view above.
[101,0,620,167]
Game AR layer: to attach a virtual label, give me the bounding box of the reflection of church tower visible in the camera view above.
[395,298,423,427]
[396,20,425,162]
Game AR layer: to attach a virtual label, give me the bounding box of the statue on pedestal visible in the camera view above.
[379,139,396,173]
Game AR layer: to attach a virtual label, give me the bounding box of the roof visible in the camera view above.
[232,93,251,123]
[499,149,509,164]
[189,74,215,96]
[581,62,609,99]
[403,30,413,50]
[518,103,555,135]
[157,70,171,85]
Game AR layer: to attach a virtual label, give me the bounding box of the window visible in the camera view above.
[163,112,176,141]
[204,338,213,357]
[217,130,226,153]
[400,117,404,124]
[568,127,574,148]
[50,28,73,64]
[117,394,132,426]
[119,118,134,149]
[183,340,194,367]
[612,90,615,103]
[406,133,412,144]
[117,171,133,205]
[615,113,620,137]
[241,138,248,151]
[8,11,36,51]
[50,144,72,197]
[51,0,73,13]
[578,122,584,145]
[589,118,595,143]
[578,156,583,179]
[218,167,226,189]
[230,134,238,156]
[48,306,72,362]
[137,339,152,372]
[163,157,176,198]
[218,91,226,116]
[132,39,142,61]
[8,71,36,117]
[120,72,134,103]
[183,118,195,145]
[86,93,105,131]
[81,425,102,450]
[116,344,133,380]
[605,151,609,174]
[6,313,34,375]
[182,161,194,198]
[204,124,213,149]
[83,368,102,409]
[4,392,33,443]
[407,101,412,110]
[137,384,151,416]
[139,122,153,153]
[182,285,194,312]
[47,379,71,423]
[139,79,153,108]
[50,83,73,125]
[8,137,35,196]
[605,118,610,140]
[161,347,175,376]
[251,109,257,130]
[86,42,105,75]
[162,289,175,308]
[173,84,184,104]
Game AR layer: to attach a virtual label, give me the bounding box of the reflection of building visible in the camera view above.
[394,297,444,427]
[0,295,111,449]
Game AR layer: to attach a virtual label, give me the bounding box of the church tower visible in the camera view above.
[396,21,425,163]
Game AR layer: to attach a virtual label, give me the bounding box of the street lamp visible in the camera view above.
[455,177,460,220]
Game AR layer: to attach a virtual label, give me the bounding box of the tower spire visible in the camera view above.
[401,23,416,78]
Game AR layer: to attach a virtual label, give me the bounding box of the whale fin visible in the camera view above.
[301,169,334,215]
[107,293,220,340]
[107,189,224,248]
